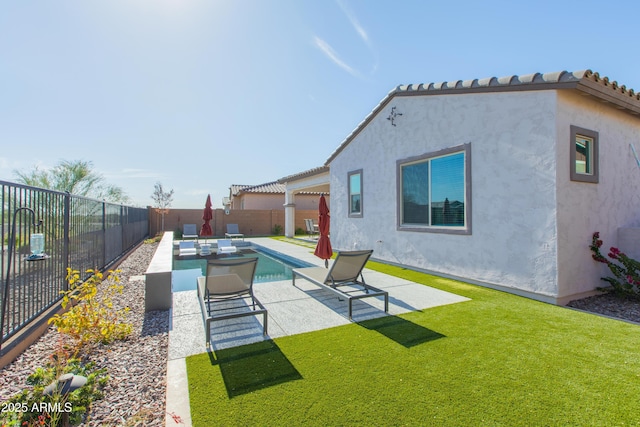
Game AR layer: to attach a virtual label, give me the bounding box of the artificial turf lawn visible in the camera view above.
[187,251,640,426]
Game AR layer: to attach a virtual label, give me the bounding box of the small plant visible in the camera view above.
[48,268,132,350]
[272,224,283,235]
[144,234,162,244]
[295,227,305,236]
[0,345,108,427]
[590,232,640,299]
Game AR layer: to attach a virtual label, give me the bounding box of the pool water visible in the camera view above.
[171,246,313,292]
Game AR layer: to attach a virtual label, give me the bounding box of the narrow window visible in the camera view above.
[570,126,599,183]
[348,170,363,217]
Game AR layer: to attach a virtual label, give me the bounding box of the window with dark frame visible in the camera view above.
[397,143,471,235]
[348,170,363,218]
[570,125,599,183]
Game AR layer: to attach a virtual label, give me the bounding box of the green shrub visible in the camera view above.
[0,350,108,426]
[272,224,283,235]
[295,227,305,235]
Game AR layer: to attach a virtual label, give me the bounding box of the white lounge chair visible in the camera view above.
[216,239,237,255]
[183,224,198,240]
[225,224,244,240]
[178,241,197,257]
[197,257,267,346]
[292,250,388,319]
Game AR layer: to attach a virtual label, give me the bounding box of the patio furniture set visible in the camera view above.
[188,222,389,347]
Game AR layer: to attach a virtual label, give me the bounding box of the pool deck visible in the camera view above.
[164,238,470,426]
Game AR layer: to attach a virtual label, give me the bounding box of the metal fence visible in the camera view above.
[0,180,149,349]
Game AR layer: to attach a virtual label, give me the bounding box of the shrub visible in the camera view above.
[272,224,283,235]
[48,269,132,350]
[590,232,640,299]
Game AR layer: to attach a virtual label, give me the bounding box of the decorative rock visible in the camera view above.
[0,242,169,426]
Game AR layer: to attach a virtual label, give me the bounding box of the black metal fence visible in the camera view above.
[0,180,149,348]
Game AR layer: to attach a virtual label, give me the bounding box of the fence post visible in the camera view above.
[63,192,70,291]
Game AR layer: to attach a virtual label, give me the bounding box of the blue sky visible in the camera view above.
[1,0,639,208]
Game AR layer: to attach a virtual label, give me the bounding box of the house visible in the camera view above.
[284,70,640,304]
[228,181,328,211]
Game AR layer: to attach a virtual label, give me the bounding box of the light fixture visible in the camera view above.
[0,207,49,350]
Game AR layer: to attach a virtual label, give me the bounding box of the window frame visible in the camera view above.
[396,143,471,235]
[348,169,363,218]
[570,125,599,183]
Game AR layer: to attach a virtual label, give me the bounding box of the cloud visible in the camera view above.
[313,36,361,78]
[337,0,368,44]
[336,0,379,74]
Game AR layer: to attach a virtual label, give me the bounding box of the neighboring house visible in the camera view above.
[322,69,640,304]
[228,182,328,210]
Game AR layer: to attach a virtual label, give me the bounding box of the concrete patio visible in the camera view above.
[165,237,469,426]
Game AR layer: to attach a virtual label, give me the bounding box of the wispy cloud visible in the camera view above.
[337,0,368,44]
[336,0,378,74]
[313,36,360,78]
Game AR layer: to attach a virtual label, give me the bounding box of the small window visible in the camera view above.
[397,143,471,234]
[570,126,599,183]
[348,170,363,217]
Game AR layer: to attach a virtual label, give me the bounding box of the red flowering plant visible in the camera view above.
[590,232,640,300]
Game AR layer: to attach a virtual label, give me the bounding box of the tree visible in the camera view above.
[14,160,130,203]
[151,182,174,231]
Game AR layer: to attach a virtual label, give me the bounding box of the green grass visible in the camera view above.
[187,244,640,426]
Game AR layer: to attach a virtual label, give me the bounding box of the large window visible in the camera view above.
[570,125,599,183]
[397,144,471,234]
[348,170,363,217]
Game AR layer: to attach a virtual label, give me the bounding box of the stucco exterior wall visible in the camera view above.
[330,90,561,300]
[235,193,327,210]
[555,91,640,302]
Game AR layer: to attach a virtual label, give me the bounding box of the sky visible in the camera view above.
[1,0,639,209]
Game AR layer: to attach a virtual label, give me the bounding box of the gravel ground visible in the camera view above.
[0,241,169,426]
[1,240,639,426]
[566,293,640,323]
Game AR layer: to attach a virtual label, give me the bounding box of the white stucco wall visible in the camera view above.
[556,91,640,301]
[330,90,562,301]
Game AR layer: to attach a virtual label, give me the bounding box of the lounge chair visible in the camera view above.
[216,239,238,255]
[199,243,212,256]
[292,249,389,319]
[183,224,198,240]
[304,219,318,238]
[225,224,244,240]
[197,257,267,347]
[178,241,197,257]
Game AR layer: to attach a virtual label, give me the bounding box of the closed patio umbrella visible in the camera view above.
[313,194,332,268]
[201,194,213,242]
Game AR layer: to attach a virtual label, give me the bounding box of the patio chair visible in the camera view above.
[178,241,197,257]
[183,224,198,240]
[197,257,267,347]
[216,239,238,255]
[304,219,318,238]
[292,249,388,319]
[225,224,244,240]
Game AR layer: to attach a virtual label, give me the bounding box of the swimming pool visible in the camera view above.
[171,245,314,292]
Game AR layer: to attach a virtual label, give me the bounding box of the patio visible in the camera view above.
[165,237,469,425]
